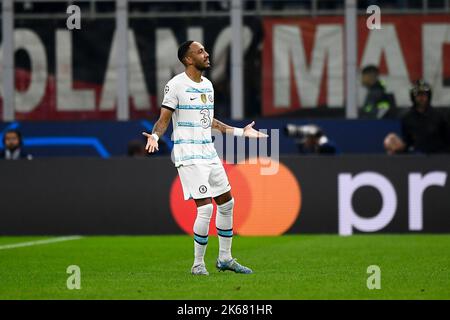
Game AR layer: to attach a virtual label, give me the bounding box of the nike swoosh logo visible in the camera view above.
[190,97,197,101]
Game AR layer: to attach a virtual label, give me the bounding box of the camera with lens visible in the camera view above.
[284,124,323,140]
[284,124,338,155]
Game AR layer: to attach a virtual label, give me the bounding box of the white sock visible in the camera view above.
[216,198,234,262]
[193,203,213,266]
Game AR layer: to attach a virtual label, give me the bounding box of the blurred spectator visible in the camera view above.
[128,137,170,157]
[384,80,450,154]
[127,139,147,158]
[360,65,397,119]
[0,129,32,160]
[285,124,339,155]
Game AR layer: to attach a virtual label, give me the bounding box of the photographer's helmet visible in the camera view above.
[410,80,432,105]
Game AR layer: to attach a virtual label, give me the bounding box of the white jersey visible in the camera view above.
[162,72,220,167]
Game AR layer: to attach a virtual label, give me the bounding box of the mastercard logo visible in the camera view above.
[170,158,302,236]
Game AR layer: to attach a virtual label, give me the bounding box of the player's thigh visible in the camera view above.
[177,164,213,201]
[209,162,232,200]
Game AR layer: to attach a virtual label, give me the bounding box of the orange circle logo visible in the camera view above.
[170,158,302,236]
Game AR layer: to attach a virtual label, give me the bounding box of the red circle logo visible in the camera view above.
[170,158,301,236]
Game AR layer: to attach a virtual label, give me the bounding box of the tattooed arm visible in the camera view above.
[212,118,269,138]
[212,118,234,134]
[142,106,174,153]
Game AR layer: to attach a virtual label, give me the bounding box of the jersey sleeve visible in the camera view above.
[161,81,178,110]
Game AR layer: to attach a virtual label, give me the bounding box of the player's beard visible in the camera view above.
[195,60,210,71]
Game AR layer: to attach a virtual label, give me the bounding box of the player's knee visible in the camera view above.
[217,197,234,216]
[197,203,214,220]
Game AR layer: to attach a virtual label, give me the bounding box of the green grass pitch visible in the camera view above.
[0,235,449,299]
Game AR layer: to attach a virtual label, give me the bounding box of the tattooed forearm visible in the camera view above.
[152,119,169,137]
[212,118,234,134]
[152,107,173,137]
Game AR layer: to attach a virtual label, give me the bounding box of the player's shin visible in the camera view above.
[193,203,213,266]
[216,198,234,262]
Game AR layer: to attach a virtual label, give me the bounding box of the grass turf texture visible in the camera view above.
[0,235,449,299]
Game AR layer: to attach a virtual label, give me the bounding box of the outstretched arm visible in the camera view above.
[142,106,174,153]
[212,118,235,135]
[212,118,269,138]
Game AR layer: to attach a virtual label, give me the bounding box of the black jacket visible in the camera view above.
[401,106,450,154]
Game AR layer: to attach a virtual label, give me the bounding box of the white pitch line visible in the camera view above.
[0,236,83,251]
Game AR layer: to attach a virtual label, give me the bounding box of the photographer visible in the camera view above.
[384,80,450,154]
[285,124,339,155]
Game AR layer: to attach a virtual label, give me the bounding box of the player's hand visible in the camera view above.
[142,132,159,153]
[243,121,269,138]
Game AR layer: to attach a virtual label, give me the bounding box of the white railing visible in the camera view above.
[7,0,450,19]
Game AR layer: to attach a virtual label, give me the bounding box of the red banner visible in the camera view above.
[0,18,245,120]
[262,15,450,116]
